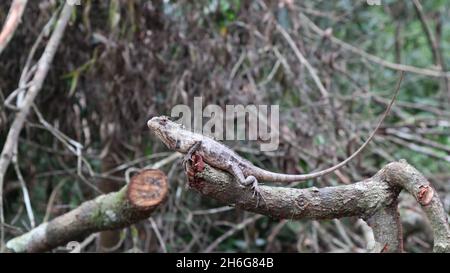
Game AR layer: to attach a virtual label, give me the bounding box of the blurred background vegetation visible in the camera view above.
[0,0,449,252]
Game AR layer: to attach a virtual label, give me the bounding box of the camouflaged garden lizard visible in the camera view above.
[147,74,403,198]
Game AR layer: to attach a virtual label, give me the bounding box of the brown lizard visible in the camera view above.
[147,73,403,199]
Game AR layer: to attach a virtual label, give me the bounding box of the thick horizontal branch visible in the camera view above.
[189,160,450,252]
[6,169,168,253]
[192,164,396,220]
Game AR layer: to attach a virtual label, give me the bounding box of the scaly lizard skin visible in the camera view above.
[148,74,403,197]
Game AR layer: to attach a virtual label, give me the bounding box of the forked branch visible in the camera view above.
[188,158,449,252]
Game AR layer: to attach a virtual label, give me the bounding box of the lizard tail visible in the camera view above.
[257,72,404,183]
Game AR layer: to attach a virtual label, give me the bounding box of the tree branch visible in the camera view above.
[382,161,450,252]
[0,2,73,251]
[5,170,168,253]
[367,200,403,252]
[301,12,450,78]
[0,0,28,56]
[188,159,450,252]
[412,0,450,100]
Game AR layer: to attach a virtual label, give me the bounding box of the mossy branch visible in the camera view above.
[6,169,168,253]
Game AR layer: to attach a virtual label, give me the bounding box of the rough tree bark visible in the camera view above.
[6,169,168,253]
[6,159,449,253]
[187,157,450,253]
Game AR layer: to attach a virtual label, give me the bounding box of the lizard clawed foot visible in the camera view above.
[181,155,191,171]
[230,166,267,207]
[251,180,266,208]
[182,141,202,171]
[239,175,266,208]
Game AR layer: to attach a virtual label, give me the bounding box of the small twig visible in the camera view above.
[18,10,59,87]
[145,152,183,170]
[43,181,66,223]
[191,206,234,216]
[12,153,35,228]
[386,136,450,163]
[149,217,167,253]
[265,219,287,252]
[333,219,355,248]
[0,3,74,251]
[100,152,175,176]
[0,0,28,55]
[301,13,450,78]
[386,128,450,154]
[205,215,263,253]
[412,0,450,100]
[64,233,98,253]
[32,105,99,192]
[276,24,330,99]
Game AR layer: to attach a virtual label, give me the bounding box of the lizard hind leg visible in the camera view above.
[230,164,265,207]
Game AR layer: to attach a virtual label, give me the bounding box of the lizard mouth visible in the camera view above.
[147,117,161,130]
[161,134,177,149]
[147,119,154,129]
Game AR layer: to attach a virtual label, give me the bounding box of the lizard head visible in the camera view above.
[147,116,199,153]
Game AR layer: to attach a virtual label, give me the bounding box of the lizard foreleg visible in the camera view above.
[182,141,202,170]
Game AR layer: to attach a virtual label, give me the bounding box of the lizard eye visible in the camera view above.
[159,119,167,125]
